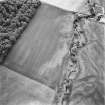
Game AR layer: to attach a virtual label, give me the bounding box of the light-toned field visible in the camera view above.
[79,21,105,78]
[40,0,86,12]
[70,21,105,105]
[0,66,55,105]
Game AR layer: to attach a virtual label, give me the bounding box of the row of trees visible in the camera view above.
[0,0,41,63]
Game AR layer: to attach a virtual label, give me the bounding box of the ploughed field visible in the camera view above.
[3,3,69,89]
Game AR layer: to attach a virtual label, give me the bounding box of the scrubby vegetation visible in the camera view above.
[0,0,41,62]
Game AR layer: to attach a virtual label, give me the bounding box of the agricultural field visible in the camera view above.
[0,66,55,105]
[0,0,104,105]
